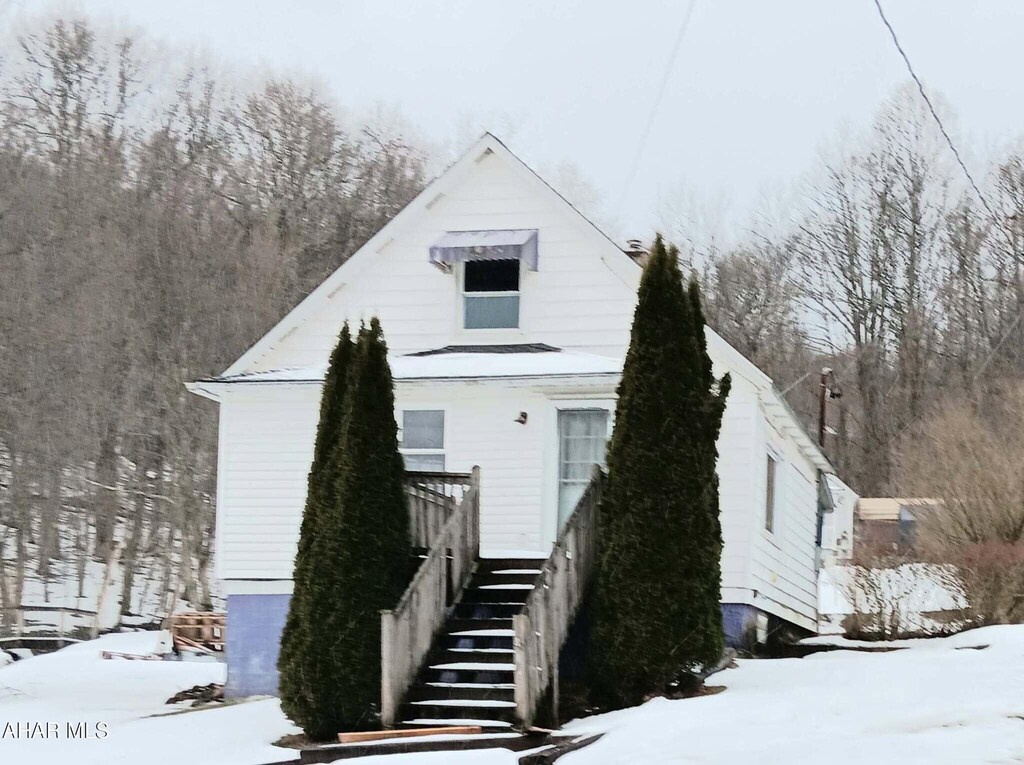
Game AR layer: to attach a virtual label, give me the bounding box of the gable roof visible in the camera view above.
[208,132,832,473]
[221,132,638,377]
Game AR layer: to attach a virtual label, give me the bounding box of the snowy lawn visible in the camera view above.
[561,625,1024,765]
[4,626,1024,763]
[0,631,299,764]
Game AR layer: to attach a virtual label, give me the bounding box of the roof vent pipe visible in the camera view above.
[624,238,648,265]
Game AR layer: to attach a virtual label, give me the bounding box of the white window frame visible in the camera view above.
[543,397,615,546]
[399,409,446,472]
[764,447,783,534]
[460,260,522,331]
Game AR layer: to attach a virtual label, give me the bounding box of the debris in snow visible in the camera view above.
[165,682,225,706]
[102,650,164,661]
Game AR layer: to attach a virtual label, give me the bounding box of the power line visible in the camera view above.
[779,337,879,396]
[871,0,997,220]
[616,0,698,212]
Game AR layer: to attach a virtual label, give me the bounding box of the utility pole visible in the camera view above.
[818,367,832,448]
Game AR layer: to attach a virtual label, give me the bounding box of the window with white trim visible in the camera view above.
[399,410,445,471]
[463,259,520,329]
[765,453,778,532]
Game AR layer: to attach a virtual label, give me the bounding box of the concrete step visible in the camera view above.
[422,664,514,686]
[453,601,522,618]
[476,558,547,572]
[462,586,533,604]
[403,700,517,724]
[399,717,515,733]
[472,572,541,587]
[406,682,515,703]
[446,617,514,633]
[441,632,513,651]
[433,648,514,665]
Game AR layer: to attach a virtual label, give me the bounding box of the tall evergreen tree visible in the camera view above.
[278,323,355,734]
[285,318,412,738]
[587,235,731,708]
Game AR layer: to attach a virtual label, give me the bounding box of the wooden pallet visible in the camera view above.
[168,612,226,653]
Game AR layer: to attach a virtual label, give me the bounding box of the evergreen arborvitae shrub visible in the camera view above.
[586,235,731,709]
[313,319,412,737]
[278,323,355,736]
[279,318,411,738]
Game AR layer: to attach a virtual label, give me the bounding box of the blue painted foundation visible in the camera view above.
[225,595,778,696]
[721,603,762,649]
[225,593,291,698]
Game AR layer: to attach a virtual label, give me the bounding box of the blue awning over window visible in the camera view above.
[429,229,538,270]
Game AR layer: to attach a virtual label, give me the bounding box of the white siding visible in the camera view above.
[253,153,637,371]
[208,135,825,631]
[746,406,821,629]
[214,373,782,606]
[216,388,319,580]
[715,376,759,602]
[217,382,575,579]
[396,386,552,552]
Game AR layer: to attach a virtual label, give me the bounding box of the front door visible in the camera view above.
[557,409,610,530]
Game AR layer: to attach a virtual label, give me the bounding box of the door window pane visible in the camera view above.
[558,409,609,528]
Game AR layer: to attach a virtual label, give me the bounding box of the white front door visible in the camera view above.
[557,408,610,530]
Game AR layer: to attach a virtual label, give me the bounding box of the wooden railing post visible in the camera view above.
[381,468,482,729]
[469,465,481,554]
[513,465,604,730]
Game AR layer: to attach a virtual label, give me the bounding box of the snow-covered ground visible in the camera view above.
[3,627,1024,764]
[818,563,967,637]
[0,631,298,764]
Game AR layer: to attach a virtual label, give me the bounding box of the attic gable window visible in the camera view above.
[463,260,520,328]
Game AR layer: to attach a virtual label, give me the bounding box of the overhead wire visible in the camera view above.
[871,0,998,220]
[615,0,699,212]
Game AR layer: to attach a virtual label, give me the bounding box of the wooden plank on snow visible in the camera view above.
[336,726,482,743]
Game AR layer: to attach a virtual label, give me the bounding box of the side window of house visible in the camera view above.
[463,260,520,329]
[765,453,777,532]
[400,410,445,471]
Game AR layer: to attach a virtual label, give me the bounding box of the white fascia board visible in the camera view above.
[184,381,222,402]
[222,579,294,596]
[189,373,621,395]
[397,373,620,391]
[761,392,833,473]
[705,326,773,391]
[220,135,508,378]
[220,132,649,378]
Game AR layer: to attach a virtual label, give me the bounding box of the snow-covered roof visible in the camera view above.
[195,348,622,386]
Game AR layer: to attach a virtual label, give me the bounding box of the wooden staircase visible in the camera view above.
[383,466,604,732]
[398,558,544,732]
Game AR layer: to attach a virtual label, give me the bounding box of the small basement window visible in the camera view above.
[765,453,777,532]
[400,410,445,471]
[463,259,520,329]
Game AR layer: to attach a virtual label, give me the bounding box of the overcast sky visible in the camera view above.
[14,1,1024,239]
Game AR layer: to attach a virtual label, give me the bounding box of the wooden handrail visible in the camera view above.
[403,471,475,549]
[513,465,604,728]
[381,466,481,727]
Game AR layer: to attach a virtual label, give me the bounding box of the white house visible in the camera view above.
[189,133,835,701]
